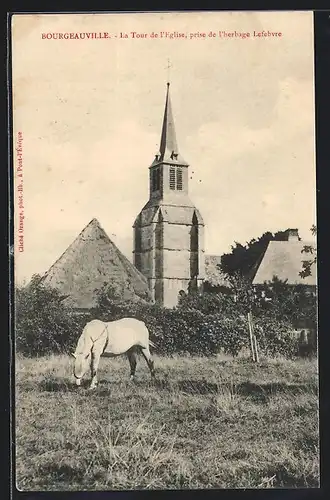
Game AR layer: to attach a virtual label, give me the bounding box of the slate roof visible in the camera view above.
[41,218,151,309]
[204,255,231,288]
[151,83,188,167]
[251,240,317,286]
[134,203,204,227]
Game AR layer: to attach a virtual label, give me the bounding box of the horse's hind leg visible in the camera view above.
[127,348,138,381]
[140,346,155,379]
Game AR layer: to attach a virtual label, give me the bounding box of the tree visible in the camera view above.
[177,286,243,317]
[256,277,316,327]
[226,272,258,313]
[15,274,83,356]
[220,230,291,277]
[299,225,317,278]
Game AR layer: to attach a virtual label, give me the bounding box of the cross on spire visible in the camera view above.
[156,75,188,166]
[166,58,172,85]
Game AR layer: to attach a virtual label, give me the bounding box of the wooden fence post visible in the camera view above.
[247,312,256,362]
[248,311,259,363]
[253,329,259,363]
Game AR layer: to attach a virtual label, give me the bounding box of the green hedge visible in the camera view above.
[15,277,313,358]
[15,276,86,356]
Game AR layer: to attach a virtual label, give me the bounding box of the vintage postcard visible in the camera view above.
[11,11,318,490]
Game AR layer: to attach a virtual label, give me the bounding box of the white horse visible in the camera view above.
[71,318,156,389]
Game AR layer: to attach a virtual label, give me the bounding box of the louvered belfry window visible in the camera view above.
[176,168,183,190]
[169,167,183,190]
[169,167,176,190]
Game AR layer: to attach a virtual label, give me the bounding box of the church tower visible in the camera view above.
[133,83,205,308]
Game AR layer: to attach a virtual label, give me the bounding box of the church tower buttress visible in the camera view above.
[133,83,205,308]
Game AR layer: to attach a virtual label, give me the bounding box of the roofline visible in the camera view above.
[248,240,270,283]
[41,218,104,281]
[41,218,150,291]
[149,161,189,169]
[252,281,317,287]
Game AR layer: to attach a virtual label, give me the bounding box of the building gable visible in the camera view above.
[252,240,317,286]
[41,218,151,309]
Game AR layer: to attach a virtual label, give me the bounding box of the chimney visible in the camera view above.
[286,228,300,241]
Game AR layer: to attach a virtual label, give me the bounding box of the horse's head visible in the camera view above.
[71,351,91,386]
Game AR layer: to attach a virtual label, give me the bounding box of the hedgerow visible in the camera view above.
[14,276,315,359]
[15,276,87,356]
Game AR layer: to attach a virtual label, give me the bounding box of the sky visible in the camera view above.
[12,11,316,284]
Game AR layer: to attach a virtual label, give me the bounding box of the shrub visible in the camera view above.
[253,316,299,359]
[93,292,295,358]
[15,275,87,356]
[177,290,241,317]
[15,277,311,359]
[256,279,317,329]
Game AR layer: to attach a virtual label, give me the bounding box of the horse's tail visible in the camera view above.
[149,339,157,349]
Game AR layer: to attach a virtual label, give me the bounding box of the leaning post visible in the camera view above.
[250,311,259,363]
[247,311,256,362]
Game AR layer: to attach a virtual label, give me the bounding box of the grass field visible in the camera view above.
[15,353,319,490]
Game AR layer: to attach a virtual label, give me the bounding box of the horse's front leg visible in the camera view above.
[90,349,101,390]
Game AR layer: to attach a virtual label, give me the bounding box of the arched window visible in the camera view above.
[155,210,163,278]
[152,169,160,191]
[134,227,142,271]
[190,212,199,278]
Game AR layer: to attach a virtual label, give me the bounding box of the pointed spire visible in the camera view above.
[155,83,187,166]
[160,83,178,157]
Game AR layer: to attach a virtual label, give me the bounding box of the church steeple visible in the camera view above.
[133,79,205,308]
[160,83,179,161]
[153,83,188,166]
[148,82,190,200]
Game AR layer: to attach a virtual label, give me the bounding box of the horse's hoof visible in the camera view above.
[88,385,97,390]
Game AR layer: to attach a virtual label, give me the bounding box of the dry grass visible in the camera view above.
[15,353,319,490]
